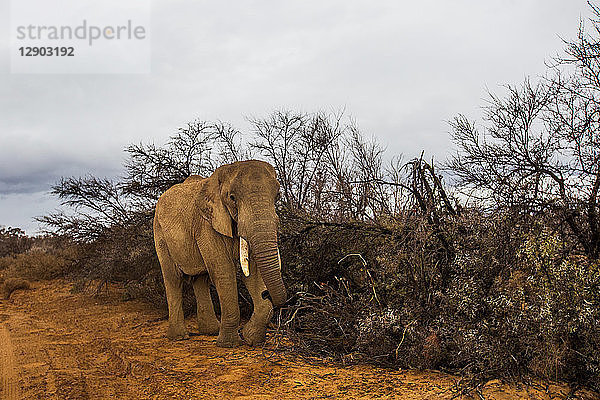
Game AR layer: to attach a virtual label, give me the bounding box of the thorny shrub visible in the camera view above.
[0,226,32,257]
[277,211,600,391]
[0,237,81,282]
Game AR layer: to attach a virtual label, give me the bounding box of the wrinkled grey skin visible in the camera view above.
[153,160,287,347]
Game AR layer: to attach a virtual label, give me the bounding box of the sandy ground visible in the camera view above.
[0,280,597,400]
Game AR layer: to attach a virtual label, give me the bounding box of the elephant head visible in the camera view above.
[198,160,287,307]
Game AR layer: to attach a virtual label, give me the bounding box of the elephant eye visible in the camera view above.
[229,194,236,202]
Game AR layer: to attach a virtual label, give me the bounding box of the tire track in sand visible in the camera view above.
[0,323,19,400]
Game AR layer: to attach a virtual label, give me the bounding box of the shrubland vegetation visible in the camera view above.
[2,2,600,394]
[0,227,79,298]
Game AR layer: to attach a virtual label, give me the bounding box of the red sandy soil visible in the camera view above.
[0,280,597,399]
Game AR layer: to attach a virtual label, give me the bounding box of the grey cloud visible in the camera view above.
[0,152,120,194]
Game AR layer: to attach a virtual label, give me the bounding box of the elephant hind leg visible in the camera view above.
[156,238,188,341]
[192,274,220,335]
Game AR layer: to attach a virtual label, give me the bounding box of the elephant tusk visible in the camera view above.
[240,237,250,277]
[277,247,281,268]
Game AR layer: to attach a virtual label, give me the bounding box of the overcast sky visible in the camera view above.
[0,0,592,233]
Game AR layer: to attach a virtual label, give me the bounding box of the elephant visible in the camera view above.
[153,160,287,347]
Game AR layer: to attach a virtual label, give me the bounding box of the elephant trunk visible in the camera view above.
[245,219,287,307]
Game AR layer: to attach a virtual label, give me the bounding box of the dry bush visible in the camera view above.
[2,277,30,299]
[0,230,81,285]
[2,244,80,282]
[278,210,600,391]
[0,227,32,257]
[0,256,13,272]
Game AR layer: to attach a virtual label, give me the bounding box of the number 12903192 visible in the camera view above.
[19,47,75,56]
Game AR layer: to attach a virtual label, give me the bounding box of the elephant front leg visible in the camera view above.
[208,262,242,348]
[214,276,242,347]
[241,261,274,346]
[192,274,220,335]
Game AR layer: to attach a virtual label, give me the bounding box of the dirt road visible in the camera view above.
[0,321,19,399]
[0,280,595,399]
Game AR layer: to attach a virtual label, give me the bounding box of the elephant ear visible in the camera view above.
[197,174,233,238]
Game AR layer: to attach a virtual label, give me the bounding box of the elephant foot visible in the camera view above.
[241,321,268,346]
[216,330,242,348]
[167,325,189,341]
[197,319,220,336]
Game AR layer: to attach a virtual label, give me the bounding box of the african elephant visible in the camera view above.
[153,160,287,347]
